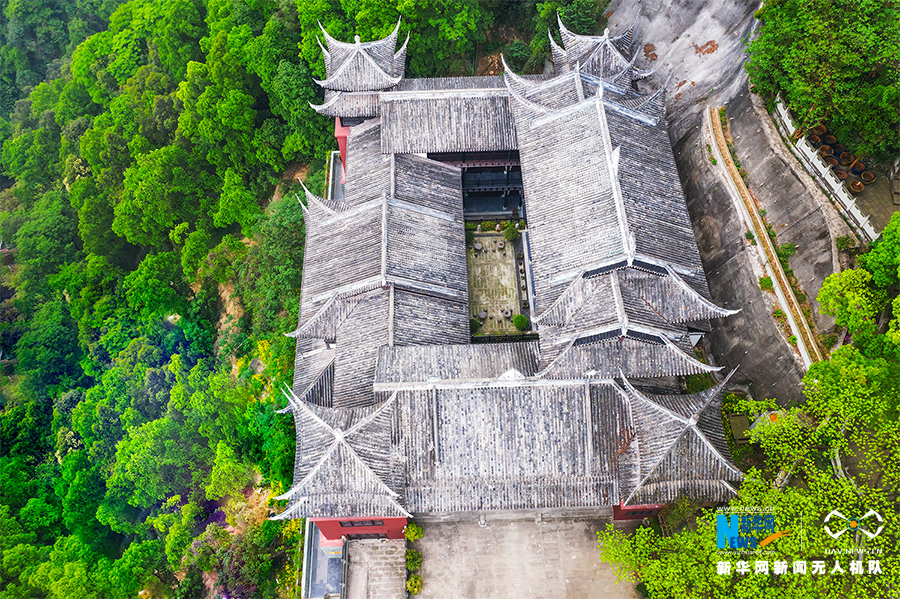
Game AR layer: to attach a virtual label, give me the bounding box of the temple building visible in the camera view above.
[275,17,743,595]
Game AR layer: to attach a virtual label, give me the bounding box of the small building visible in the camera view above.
[275,16,744,597]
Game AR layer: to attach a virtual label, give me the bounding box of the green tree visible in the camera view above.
[205,440,254,500]
[15,299,82,391]
[747,0,900,160]
[858,212,900,288]
[122,251,189,320]
[817,268,886,338]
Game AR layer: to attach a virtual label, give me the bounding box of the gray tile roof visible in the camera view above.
[274,375,741,517]
[374,342,541,385]
[315,19,407,92]
[278,19,743,520]
[312,90,382,117]
[620,374,743,505]
[537,336,720,379]
[274,390,408,519]
[380,88,517,154]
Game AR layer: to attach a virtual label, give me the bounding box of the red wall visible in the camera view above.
[613,502,664,520]
[312,517,408,541]
[334,117,350,184]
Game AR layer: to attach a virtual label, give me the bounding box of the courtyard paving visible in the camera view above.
[412,518,640,599]
[346,539,406,599]
[467,232,524,335]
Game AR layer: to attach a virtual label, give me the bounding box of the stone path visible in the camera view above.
[346,539,406,599]
[412,518,640,599]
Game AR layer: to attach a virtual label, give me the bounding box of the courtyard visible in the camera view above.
[411,517,640,599]
[466,232,528,335]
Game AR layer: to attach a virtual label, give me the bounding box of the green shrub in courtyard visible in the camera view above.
[470,318,481,334]
[407,574,423,594]
[513,314,530,331]
[503,225,520,241]
[406,549,423,571]
[404,522,424,541]
[480,220,496,230]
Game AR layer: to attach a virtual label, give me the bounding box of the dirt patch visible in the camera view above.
[217,280,246,376]
[693,40,719,55]
[478,51,503,76]
[604,10,614,19]
[202,570,219,595]
[677,80,687,88]
[270,162,310,205]
[284,162,309,182]
[643,43,658,61]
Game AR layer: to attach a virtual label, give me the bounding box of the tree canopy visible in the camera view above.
[746,0,900,160]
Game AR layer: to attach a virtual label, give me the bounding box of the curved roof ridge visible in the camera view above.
[618,371,688,424]
[557,12,610,48]
[533,270,591,324]
[661,337,722,372]
[274,386,403,503]
[309,90,343,114]
[664,263,741,318]
[635,73,670,111]
[610,11,640,57]
[296,181,343,215]
[535,337,578,378]
[548,29,569,69]
[393,32,410,77]
[503,69,552,117]
[581,34,631,77]
[314,47,402,92]
[620,369,742,504]
[318,17,400,53]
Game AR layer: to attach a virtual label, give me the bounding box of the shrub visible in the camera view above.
[405,549,423,571]
[503,226,519,241]
[479,220,496,230]
[465,230,475,245]
[780,242,797,257]
[788,335,797,346]
[820,333,838,348]
[744,230,756,245]
[835,235,855,251]
[772,308,786,321]
[469,318,481,335]
[759,276,774,292]
[465,221,477,231]
[404,522,424,541]
[660,496,694,530]
[407,574,423,595]
[512,314,530,331]
[503,40,530,73]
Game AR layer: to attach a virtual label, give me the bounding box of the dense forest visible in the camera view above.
[0,0,610,597]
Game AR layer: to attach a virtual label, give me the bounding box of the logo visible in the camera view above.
[717,513,790,550]
[824,510,884,540]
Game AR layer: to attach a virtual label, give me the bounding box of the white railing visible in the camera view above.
[770,96,878,241]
